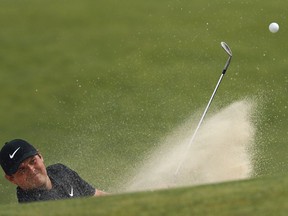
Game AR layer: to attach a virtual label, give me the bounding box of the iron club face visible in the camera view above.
[221,42,232,74]
[221,42,232,57]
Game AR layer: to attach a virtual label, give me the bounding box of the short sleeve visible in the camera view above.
[53,164,95,196]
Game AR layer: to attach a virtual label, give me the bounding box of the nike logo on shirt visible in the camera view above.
[9,147,20,159]
[68,186,74,197]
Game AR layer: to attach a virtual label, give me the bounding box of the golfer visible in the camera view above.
[0,139,107,203]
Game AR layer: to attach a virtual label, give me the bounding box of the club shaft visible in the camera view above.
[174,56,231,175]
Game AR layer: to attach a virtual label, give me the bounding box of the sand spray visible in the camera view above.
[123,99,256,192]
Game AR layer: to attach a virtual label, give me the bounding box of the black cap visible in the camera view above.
[0,139,38,175]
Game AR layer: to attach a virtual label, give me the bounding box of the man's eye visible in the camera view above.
[18,168,25,174]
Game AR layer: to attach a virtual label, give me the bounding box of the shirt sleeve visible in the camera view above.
[71,170,96,196]
[59,164,96,196]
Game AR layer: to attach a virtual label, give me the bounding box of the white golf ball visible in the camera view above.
[269,22,279,33]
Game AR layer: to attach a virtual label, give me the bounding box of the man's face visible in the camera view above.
[6,154,49,190]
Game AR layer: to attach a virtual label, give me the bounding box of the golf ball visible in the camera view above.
[269,22,279,33]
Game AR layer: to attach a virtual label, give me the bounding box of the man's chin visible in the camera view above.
[28,176,48,189]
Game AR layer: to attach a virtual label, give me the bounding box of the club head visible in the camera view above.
[221,42,232,57]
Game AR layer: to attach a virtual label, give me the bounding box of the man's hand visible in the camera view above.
[94,189,109,196]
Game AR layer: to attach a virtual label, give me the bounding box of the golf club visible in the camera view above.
[174,41,233,176]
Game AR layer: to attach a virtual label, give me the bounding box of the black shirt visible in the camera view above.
[17,163,95,203]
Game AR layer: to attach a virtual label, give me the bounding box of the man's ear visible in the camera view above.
[5,174,16,185]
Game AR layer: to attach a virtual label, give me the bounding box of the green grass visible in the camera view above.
[0,0,288,214]
[2,174,288,216]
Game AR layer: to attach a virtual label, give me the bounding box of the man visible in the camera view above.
[0,139,107,203]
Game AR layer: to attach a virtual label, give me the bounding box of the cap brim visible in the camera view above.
[6,151,38,175]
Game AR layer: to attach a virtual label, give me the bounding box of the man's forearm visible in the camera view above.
[94,189,109,196]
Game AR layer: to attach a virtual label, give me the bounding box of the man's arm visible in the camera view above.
[94,189,109,196]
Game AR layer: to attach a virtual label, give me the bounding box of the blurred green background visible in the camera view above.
[0,0,287,204]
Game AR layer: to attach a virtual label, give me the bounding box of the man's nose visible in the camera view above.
[27,164,35,173]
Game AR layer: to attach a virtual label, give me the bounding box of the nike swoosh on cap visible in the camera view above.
[9,147,21,159]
